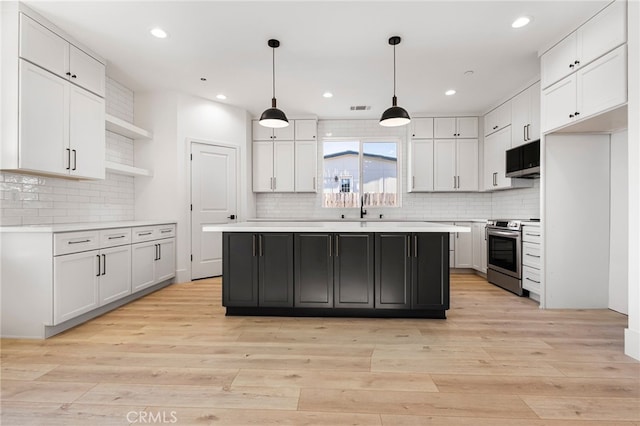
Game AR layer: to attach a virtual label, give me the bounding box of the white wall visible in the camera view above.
[134,92,253,283]
[256,119,539,221]
[609,130,628,314]
[625,0,640,361]
[0,77,135,225]
[545,134,610,309]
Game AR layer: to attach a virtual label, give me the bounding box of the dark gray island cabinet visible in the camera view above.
[222,228,450,318]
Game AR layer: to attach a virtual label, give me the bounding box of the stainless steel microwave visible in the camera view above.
[506,139,540,178]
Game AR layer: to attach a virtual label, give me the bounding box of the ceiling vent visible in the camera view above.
[350,105,371,111]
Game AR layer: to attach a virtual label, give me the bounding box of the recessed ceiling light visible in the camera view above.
[216,94,227,100]
[150,27,168,38]
[445,89,456,96]
[512,16,531,28]
[323,92,333,98]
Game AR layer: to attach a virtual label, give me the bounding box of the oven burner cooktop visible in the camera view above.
[487,219,523,230]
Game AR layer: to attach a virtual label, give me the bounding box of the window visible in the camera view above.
[322,139,398,208]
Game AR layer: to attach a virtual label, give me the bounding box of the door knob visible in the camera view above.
[227,214,236,220]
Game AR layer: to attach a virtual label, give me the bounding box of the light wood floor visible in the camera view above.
[2,274,639,425]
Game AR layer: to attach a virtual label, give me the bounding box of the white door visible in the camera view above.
[156,238,176,282]
[454,222,473,268]
[191,142,237,279]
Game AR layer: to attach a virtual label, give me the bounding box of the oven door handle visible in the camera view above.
[487,229,521,238]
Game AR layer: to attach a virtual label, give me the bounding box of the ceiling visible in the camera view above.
[24,1,609,120]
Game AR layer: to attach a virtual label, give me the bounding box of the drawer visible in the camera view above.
[100,228,131,248]
[131,224,176,243]
[523,241,541,268]
[131,226,157,243]
[522,226,542,244]
[54,230,100,256]
[523,265,542,294]
[156,224,176,239]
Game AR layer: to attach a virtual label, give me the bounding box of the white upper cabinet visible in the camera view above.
[252,140,275,192]
[483,126,532,191]
[252,120,294,141]
[433,139,478,192]
[273,141,295,192]
[511,81,541,147]
[541,0,626,89]
[69,84,105,179]
[434,117,478,138]
[294,119,317,140]
[484,101,511,136]
[542,45,627,133]
[408,139,434,192]
[410,117,434,139]
[19,13,105,97]
[295,140,317,192]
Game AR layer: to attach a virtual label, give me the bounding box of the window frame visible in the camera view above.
[321,137,402,208]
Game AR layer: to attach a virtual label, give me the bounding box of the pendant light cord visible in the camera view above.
[393,43,396,97]
[272,47,276,100]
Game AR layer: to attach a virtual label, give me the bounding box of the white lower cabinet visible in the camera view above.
[453,222,473,268]
[54,250,100,324]
[522,224,542,296]
[132,235,176,292]
[99,245,132,305]
[1,222,175,338]
[472,222,487,273]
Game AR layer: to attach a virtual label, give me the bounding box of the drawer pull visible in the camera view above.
[138,232,153,236]
[108,235,126,239]
[68,239,91,245]
[160,229,172,233]
[526,277,540,284]
[526,233,540,237]
[526,253,541,258]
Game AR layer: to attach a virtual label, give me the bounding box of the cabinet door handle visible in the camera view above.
[161,229,173,233]
[108,235,125,239]
[574,111,580,116]
[407,235,411,257]
[313,177,316,190]
[72,149,77,171]
[335,235,339,257]
[273,177,276,190]
[526,253,541,258]
[71,74,77,79]
[328,235,332,257]
[574,60,580,66]
[139,232,152,236]
[414,235,418,258]
[96,255,101,277]
[569,113,575,118]
[66,148,71,170]
[259,234,263,257]
[453,175,456,189]
[66,72,71,76]
[252,234,257,257]
[526,277,541,284]
[158,243,161,260]
[569,63,574,69]
[526,233,540,237]
[102,254,106,275]
[412,176,415,189]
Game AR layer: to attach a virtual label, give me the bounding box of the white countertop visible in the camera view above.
[0,220,176,233]
[204,221,470,233]
[248,218,488,223]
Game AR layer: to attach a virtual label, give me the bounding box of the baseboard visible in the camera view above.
[625,328,640,361]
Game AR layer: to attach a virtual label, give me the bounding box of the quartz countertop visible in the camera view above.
[0,220,177,233]
[204,221,470,233]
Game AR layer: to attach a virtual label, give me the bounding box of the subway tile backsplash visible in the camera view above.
[256,119,540,221]
[0,77,136,226]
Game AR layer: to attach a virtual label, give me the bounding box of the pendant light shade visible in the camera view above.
[259,39,289,128]
[380,36,411,127]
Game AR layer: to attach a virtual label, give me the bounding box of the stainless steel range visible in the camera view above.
[486,220,526,296]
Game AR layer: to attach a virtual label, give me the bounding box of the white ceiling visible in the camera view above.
[24,1,609,120]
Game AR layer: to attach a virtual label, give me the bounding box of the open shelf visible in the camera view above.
[105,114,152,140]
[105,161,153,177]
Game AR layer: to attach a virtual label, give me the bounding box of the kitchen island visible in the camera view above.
[204,221,469,319]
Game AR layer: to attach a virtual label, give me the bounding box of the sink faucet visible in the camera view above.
[360,195,367,219]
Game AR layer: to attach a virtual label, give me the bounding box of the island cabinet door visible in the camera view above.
[334,233,374,308]
[411,233,450,310]
[258,233,294,307]
[223,233,258,307]
[294,233,334,307]
[375,233,411,309]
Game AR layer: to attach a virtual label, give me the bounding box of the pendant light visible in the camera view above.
[259,39,289,128]
[379,36,411,127]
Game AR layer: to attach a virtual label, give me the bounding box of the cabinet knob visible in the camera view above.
[65,72,71,76]
[493,125,498,130]
[71,74,77,79]
[574,60,580,65]
[574,111,580,116]
[569,114,574,118]
[412,134,415,137]
[569,63,574,68]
